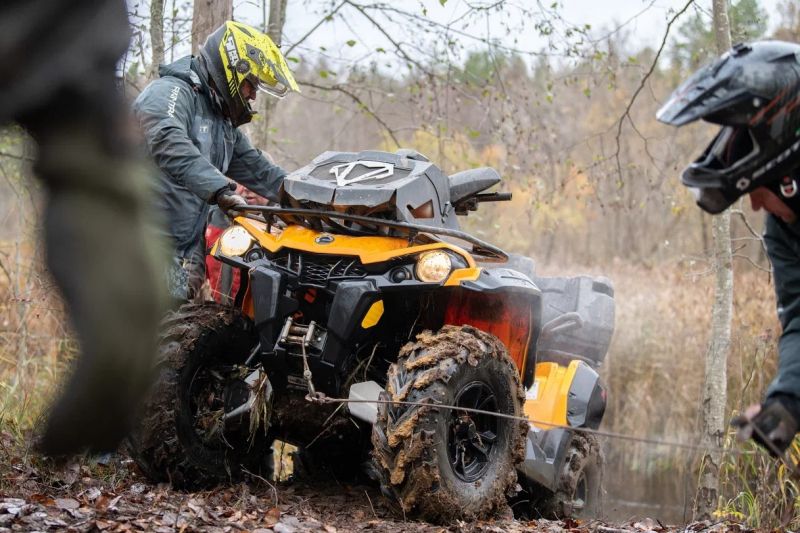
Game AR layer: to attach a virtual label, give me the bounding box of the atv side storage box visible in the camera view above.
[533,275,615,367]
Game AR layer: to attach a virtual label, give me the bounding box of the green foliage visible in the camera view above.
[452,48,528,87]
[672,0,769,69]
[717,432,800,528]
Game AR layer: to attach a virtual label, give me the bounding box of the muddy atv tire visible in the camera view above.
[536,433,603,518]
[128,303,272,488]
[370,325,528,522]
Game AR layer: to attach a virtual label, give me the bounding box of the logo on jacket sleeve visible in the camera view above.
[167,86,181,118]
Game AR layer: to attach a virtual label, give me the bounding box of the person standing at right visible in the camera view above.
[657,41,800,454]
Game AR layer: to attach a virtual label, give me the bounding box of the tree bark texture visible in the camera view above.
[251,0,288,150]
[148,0,165,81]
[694,0,733,520]
[191,0,233,55]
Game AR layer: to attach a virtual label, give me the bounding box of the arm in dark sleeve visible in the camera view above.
[225,129,287,202]
[133,79,229,201]
[764,214,800,402]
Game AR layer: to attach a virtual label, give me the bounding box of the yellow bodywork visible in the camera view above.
[524,360,582,429]
[235,218,477,268]
[215,219,485,320]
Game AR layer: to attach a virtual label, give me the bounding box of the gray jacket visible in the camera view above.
[765,213,800,408]
[133,55,285,257]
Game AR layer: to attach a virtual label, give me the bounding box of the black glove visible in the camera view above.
[215,184,247,218]
[732,395,800,456]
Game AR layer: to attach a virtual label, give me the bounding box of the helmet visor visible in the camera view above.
[249,74,290,99]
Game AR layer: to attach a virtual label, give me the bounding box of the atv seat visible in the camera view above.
[449,167,501,204]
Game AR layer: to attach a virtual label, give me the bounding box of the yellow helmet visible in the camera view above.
[199,21,299,126]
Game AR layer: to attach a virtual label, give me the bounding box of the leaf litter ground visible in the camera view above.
[0,431,754,532]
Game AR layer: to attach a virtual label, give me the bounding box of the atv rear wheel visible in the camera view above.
[129,303,272,488]
[536,432,603,518]
[370,325,528,522]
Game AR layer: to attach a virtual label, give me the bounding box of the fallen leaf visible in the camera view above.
[95,494,111,511]
[129,483,147,495]
[54,498,80,510]
[29,494,54,506]
[263,507,281,527]
[83,487,102,502]
[107,495,123,511]
[323,526,337,533]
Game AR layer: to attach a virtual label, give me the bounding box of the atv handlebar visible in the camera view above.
[454,191,513,216]
[475,192,512,202]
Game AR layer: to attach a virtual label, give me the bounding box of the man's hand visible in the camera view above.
[732,395,800,456]
[215,185,247,218]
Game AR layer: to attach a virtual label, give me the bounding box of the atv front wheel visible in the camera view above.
[536,432,603,518]
[129,303,272,488]
[370,325,528,522]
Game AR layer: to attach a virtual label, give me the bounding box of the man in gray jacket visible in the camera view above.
[134,20,299,300]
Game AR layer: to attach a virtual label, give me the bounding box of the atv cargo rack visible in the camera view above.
[237,204,509,262]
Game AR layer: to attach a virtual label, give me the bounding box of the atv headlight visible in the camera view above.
[415,250,452,283]
[219,226,254,257]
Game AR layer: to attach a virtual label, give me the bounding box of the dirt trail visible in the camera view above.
[0,451,750,533]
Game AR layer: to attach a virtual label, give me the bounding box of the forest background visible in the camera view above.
[1,0,800,527]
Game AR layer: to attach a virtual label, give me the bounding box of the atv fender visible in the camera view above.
[443,267,542,388]
[518,361,606,491]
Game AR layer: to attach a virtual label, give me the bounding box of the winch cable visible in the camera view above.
[293,342,796,473]
[309,395,800,473]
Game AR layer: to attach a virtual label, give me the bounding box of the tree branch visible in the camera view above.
[343,0,429,73]
[285,1,347,56]
[299,80,400,147]
[613,0,695,184]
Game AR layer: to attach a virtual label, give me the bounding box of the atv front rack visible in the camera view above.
[237,204,509,262]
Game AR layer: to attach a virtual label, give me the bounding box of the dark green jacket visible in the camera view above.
[764,214,800,404]
[133,56,285,257]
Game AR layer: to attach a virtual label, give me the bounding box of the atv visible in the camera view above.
[130,149,615,522]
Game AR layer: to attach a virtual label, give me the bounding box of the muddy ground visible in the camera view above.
[0,434,751,533]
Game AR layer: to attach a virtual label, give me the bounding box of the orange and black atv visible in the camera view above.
[130,149,615,522]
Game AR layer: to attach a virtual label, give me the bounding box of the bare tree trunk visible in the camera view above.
[252,0,289,149]
[192,0,233,54]
[694,0,733,520]
[148,0,165,81]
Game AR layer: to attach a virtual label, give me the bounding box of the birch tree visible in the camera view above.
[694,0,733,519]
[251,0,288,148]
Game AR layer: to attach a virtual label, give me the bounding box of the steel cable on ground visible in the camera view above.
[310,395,800,477]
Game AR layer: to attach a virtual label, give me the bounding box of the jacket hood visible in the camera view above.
[158,56,202,89]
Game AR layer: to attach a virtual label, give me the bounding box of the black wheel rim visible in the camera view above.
[187,361,243,450]
[447,380,499,483]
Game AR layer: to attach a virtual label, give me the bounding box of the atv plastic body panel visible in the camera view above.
[282,150,460,230]
[531,275,615,368]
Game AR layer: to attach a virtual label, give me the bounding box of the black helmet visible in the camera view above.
[198,21,298,127]
[657,41,800,214]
